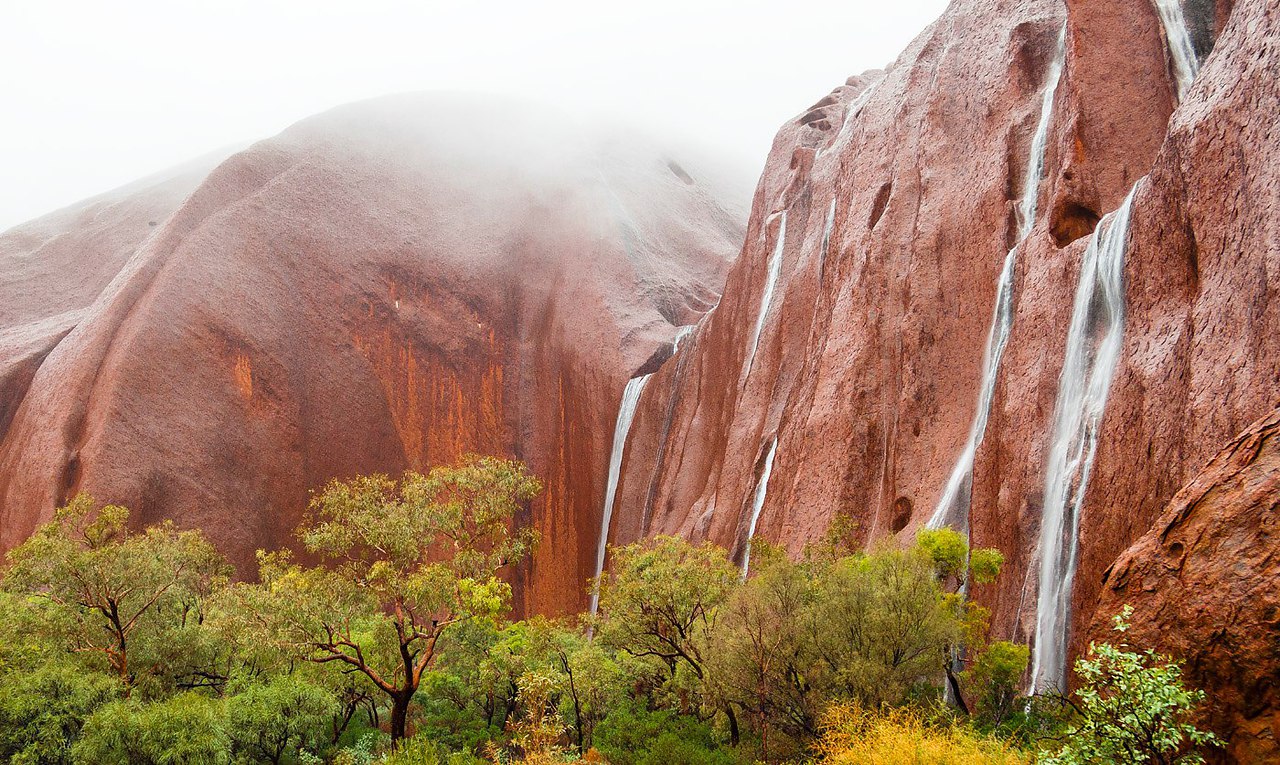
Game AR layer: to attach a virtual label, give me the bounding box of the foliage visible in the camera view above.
[0,661,120,765]
[378,735,485,765]
[812,702,1030,765]
[1038,607,1220,765]
[916,528,970,581]
[701,542,817,757]
[227,676,337,764]
[591,702,733,765]
[2,494,230,690]
[225,455,542,740]
[72,692,232,765]
[964,641,1030,728]
[595,535,738,688]
[805,539,959,707]
[507,670,569,765]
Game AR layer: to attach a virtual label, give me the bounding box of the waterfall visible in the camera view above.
[1017,24,1066,238]
[1030,187,1138,692]
[744,212,787,376]
[740,436,779,577]
[587,373,653,618]
[819,199,837,280]
[1152,0,1201,101]
[672,324,696,354]
[928,24,1066,532]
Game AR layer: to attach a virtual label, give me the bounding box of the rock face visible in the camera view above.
[606,0,1276,752]
[1092,406,1280,763]
[0,94,746,615]
[3,0,1278,755]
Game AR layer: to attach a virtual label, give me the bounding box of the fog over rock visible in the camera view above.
[3,0,1279,757]
[0,93,747,615]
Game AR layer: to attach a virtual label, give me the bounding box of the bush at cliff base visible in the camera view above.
[810,702,1029,765]
[1036,606,1221,765]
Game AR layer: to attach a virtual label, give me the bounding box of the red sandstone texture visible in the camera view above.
[0,94,746,616]
[609,0,1276,754]
[3,0,1278,755]
[1091,406,1280,763]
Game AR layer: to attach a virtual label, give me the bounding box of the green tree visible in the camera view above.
[965,640,1030,727]
[72,692,231,765]
[594,536,739,737]
[2,494,230,692]
[229,456,541,741]
[1039,606,1221,765]
[0,661,120,765]
[544,626,627,753]
[595,536,736,688]
[805,540,959,707]
[227,676,337,764]
[701,544,816,761]
[593,702,733,765]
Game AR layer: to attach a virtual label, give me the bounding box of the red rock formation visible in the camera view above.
[1,153,230,444]
[610,0,1276,750]
[2,0,1277,753]
[1090,406,1280,763]
[0,94,746,615]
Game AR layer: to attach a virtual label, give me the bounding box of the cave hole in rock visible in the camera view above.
[891,496,913,533]
[869,181,892,230]
[1050,199,1100,247]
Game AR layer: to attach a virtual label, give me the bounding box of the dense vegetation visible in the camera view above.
[0,456,1217,764]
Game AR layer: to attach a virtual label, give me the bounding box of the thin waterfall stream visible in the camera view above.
[740,436,779,577]
[587,373,652,618]
[1030,187,1137,691]
[1152,0,1202,100]
[928,23,1066,533]
[744,212,787,377]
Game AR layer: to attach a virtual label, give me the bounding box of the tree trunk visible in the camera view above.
[390,695,410,741]
[945,662,971,716]
[726,705,741,747]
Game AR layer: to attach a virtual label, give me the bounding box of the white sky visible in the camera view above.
[0,0,947,232]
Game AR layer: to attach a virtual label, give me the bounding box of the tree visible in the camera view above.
[965,640,1030,727]
[701,544,817,762]
[1039,606,1221,765]
[72,692,231,765]
[594,536,737,687]
[804,540,959,707]
[0,661,119,765]
[594,536,739,737]
[229,456,542,741]
[916,527,1009,711]
[2,494,230,691]
[227,676,337,764]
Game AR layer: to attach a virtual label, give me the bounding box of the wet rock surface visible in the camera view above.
[0,94,746,616]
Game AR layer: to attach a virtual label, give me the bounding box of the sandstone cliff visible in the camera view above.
[3,0,1278,755]
[0,95,746,615]
[607,0,1275,753]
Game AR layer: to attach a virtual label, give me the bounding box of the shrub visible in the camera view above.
[1038,606,1220,765]
[592,703,732,765]
[813,702,1029,765]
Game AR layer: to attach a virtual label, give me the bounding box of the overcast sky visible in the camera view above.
[1,0,947,232]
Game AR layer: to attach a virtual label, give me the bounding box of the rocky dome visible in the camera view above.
[3,0,1279,757]
[0,93,747,615]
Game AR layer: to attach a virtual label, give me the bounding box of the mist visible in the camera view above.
[1,0,946,232]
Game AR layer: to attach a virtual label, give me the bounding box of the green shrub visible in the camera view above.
[0,663,120,765]
[593,703,731,765]
[1038,606,1220,765]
